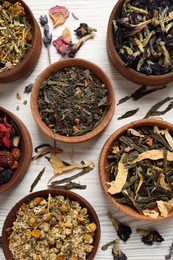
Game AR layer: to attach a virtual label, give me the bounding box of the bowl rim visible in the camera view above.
[30,58,115,143]
[0,0,42,83]
[0,106,32,193]
[2,188,101,260]
[99,118,173,221]
[106,0,173,86]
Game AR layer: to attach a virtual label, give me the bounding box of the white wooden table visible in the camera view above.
[0,1,173,259]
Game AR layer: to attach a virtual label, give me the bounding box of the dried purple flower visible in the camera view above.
[108,212,132,242]
[43,24,52,47]
[74,23,97,38]
[112,239,127,260]
[137,228,164,245]
[24,83,33,94]
[39,15,48,26]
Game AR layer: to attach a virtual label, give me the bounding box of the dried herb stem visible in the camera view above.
[101,240,115,251]
[50,181,87,190]
[165,242,173,260]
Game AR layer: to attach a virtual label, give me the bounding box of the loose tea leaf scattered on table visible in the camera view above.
[101,240,116,251]
[113,0,173,75]
[0,1,32,72]
[165,242,173,260]
[30,167,46,192]
[144,97,173,118]
[117,85,167,105]
[107,125,173,218]
[49,181,87,190]
[118,108,139,120]
[107,212,132,242]
[38,66,109,136]
[136,228,164,245]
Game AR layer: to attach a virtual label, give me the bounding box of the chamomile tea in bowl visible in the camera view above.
[99,118,173,221]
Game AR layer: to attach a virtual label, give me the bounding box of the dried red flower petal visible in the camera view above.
[49,5,69,27]
[53,27,72,55]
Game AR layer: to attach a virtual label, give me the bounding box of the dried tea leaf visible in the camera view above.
[158,129,173,150]
[112,146,120,154]
[49,153,94,176]
[135,172,144,197]
[32,147,63,160]
[159,173,171,191]
[16,92,21,100]
[118,108,139,120]
[127,128,144,137]
[142,209,159,219]
[157,198,173,217]
[128,149,173,165]
[107,154,128,194]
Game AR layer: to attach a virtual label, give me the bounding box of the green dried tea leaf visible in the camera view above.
[118,108,139,120]
[127,128,144,137]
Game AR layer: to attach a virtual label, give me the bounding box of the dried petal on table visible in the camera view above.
[53,27,72,55]
[108,211,132,242]
[136,228,164,245]
[49,5,69,27]
[112,239,127,260]
[74,23,97,38]
[72,12,79,20]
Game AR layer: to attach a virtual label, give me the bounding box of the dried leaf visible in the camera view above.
[107,154,128,194]
[159,173,171,191]
[135,172,144,197]
[49,153,94,179]
[158,129,173,150]
[142,209,159,219]
[112,146,120,154]
[118,108,139,120]
[128,149,173,165]
[127,128,144,137]
[32,147,63,160]
[157,198,173,217]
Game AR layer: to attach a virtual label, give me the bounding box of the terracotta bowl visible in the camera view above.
[0,0,42,83]
[99,118,173,221]
[107,0,173,86]
[2,189,101,259]
[30,58,115,143]
[0,106,32,193]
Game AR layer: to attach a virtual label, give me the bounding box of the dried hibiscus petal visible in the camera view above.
[49,5,69,27]
[53,27,72,55]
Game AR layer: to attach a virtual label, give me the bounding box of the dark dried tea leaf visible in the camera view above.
[118,108,139,120]
[38,66,109,136]
[165,242,173,260]
[30,167,46,192]
[144,97,173,118]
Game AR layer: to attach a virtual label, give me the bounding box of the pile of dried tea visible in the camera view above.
[38,66,109,136]
[9,194,97,259]
[0,1,32,72]
[0,116,20,185]
[107,126,173,219]
[113,0,173,75]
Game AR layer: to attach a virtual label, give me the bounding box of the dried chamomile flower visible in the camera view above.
[108,212,132,242]
[49,5,69,27]
[137,228,164,245]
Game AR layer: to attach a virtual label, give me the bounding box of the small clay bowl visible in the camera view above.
[0,0,42,83]
[2,189,101,259]
[0,106,32,193]
[107,0,173,86]
[30,58,115,143]
[99,118,173,221]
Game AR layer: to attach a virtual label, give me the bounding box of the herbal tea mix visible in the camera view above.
[107,125,173,219]
[8,194,97,259]
[0,1,32,72]
[37,66,109,136]
[113,0,173,75]
[0,116,21,185]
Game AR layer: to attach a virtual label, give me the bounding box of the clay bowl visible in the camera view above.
[0,106,32,193]
[107,0,173,86]
[30,58,115,143]
[99,118,173,221]
[2,189,101,259]
[0,0,42,83]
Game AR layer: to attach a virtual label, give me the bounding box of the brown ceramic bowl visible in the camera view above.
[0,106,32,193]
[30,58,115,143]
[107,0,173,86]
[0,0,42,83]
[99,118,173,221]
[2,189,101,259]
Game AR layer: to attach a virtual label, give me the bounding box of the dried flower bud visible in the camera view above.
[137,228,164,245]
[39,15,48,26]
